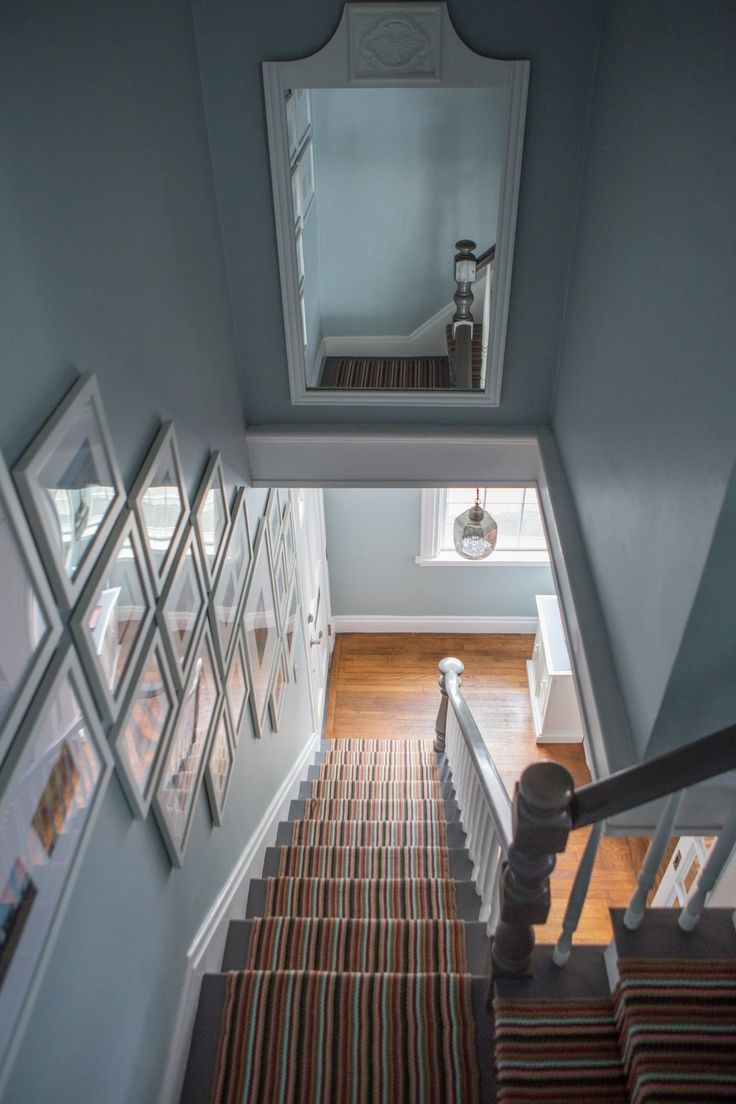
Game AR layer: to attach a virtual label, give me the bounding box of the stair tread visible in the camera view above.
[494,944,611,1000]
[261,843,473,880]
[247,877,481,921]
[610,906,736,960]
[275,817,467,847]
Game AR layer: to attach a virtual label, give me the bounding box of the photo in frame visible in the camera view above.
[110,629,178,820]
[209,487,251,674]
[152,624,221,867]
[241,522,279,740]
[204,698,235,827]
[13,374,126,612]
[70,509,155,725]
[0,647,113,1078]
[0,454,62,766]
[283,574,300,677]
[280,500,296,580]
[192,452,230,591]
[268,645,288,733]
[269,529,289,624]
[129,421,189,597]
[158,528,208,691]
[264,488,282,550]
[225,627,249,748]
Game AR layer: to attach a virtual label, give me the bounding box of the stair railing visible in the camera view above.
[434,657,736,978]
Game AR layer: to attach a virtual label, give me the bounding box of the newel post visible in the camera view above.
[434,657,464,754]
[492,761,574,978]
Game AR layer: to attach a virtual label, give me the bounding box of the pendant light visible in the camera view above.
[453,488,497,560]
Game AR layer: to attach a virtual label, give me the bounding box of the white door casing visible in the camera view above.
[291,488,333,733]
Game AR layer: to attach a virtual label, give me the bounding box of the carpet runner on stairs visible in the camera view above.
[206,738,482,1103]
[493,958,736,1103]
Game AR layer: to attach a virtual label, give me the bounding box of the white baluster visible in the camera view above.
[679,803,736,931]
[474,812,493,889]
[624,790,685,929]
[552,821,604,966]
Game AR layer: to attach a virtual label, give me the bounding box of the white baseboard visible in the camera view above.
[332,614,537,634]
[159,730,320,1104]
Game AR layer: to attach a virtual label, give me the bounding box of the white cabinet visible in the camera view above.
[526,595,584,743]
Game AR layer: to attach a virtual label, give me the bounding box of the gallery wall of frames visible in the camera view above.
[0,372,300,1076]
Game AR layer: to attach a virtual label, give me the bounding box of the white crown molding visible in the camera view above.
[333,614,537,634]
[158,730,320,1104]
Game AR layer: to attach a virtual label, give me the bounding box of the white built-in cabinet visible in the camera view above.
[526,595,584,743]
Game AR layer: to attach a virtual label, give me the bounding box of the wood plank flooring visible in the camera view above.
[324,633,645,945]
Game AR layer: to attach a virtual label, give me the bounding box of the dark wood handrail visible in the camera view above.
[570,721,736,828]
[476,244,495,271]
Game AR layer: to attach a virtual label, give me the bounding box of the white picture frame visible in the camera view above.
[0,647,113,1084]
[268,645,288,733]
[129,421,190,597]
[152,624,221,867]
[280,500,296,580]
[283,573,300,675]
[209,487,252,673]
[70,509,155,725]
[110,628,178,821]
[192,452,230,591]
[225,627,250,748]
[204,697,236,827]
[241,522,279,740]
[158,528,208,691]
[269,526,289,623]
[298,140,315,223]
[13,373,126,612]
[265,487,282,549]
[0,453,63,767]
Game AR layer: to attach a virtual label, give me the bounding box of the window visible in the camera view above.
[417,487,549,566]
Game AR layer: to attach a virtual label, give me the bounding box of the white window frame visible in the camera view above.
[416,488,551,567]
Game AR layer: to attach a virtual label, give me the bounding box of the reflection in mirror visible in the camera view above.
[161,531,207,684]
[131,422,189,594]
[264,2,529,406]
[115,634,175,816]
[193,452,230,589]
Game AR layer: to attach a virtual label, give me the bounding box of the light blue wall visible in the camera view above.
[552,0,736,755]
[0,3,313,1101]
[192,0,607,425]
[324,490,554,617]
[311,87,506,336]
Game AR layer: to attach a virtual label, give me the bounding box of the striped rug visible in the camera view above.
[317,762,440,781]
[211,970,479,1104]
[244,917,468,973]
[307,779,443,799]
[262,876,458,920]
[302,797,447,821]
[614,958,736,1102]
[322,741,436,761]
[332,357,449,390]
[288,818,449,848]
[493,996,627,1103]
[276,844,451,879]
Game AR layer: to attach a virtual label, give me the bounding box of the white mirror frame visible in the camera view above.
[263,1,529,407]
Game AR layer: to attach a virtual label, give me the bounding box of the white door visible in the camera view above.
[291,488,333,733]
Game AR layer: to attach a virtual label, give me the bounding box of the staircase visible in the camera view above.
[181,737,495,1102]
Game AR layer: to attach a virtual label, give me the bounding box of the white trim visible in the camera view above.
[415,552,550,567]
[158,729,320,1104]
[418,488,445,559]
[333,614,537,634]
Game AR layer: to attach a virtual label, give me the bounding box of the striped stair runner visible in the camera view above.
[329,357,449,390]
[208,738,481,1103]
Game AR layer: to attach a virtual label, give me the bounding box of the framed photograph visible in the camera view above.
[110,629,178,820]
[270,533,289,623]
[265,487,282,549]
[241,522,279,740]
[0,647,113,1077]
[280,500,296,579]
[153,625,221,867]
[192,452,230,591]
[283,574,300,674]
[210,488,251,673]
[204,698,235,827]
[299,140,315,222]
[129,421,189,596]
[158,528,208,691]
[71,509,155,725]
[268,646,288,733]
[225,628,249,748]
[0,453,62,766]
[13,373,126,612]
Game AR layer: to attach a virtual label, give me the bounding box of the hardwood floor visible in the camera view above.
[324,632,645,945]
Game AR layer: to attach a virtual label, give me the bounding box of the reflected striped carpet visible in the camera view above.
[331,357,449,389]
[209,738,480,1103]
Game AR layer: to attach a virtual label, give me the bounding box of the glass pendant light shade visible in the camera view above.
[453,489,498,560]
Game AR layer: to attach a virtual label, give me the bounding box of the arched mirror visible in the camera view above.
[263,2,528,406]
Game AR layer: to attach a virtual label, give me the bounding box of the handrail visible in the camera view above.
[476,243,495,271]
[570,721,736,828]
[442,664,513,854]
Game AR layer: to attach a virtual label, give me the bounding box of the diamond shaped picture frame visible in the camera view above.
[129,421,190,597]
[13,374,126,613]
[210,487,252,674]
[192,452,230,591]
[158,527,208,692]
[0,453,62,767]
[204,697,236,827]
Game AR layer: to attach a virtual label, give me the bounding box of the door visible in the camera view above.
[291,488,333,733]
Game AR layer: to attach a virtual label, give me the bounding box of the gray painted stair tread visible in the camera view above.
[309,757,452,781]
[297,779,455,800]
[287,797,459,821]
[179,973,495,1104]
[221,918,491,975]
[246,878,481,921]
[274,817,468,847]
[179,973,227,1104]
[260,845,473,881]
[610,906,736,960]
[493,944,610,999]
